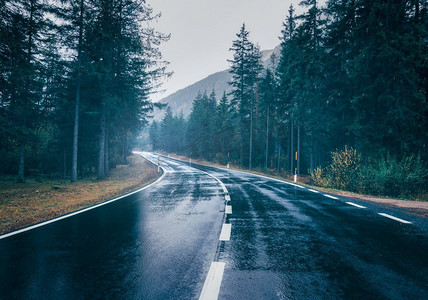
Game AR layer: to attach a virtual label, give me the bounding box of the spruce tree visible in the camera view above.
[229,23,262,169]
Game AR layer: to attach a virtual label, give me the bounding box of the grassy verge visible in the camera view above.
[163,152,428,215]
[0,154,160,235]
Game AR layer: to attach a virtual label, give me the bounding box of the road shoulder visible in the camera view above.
[162,152,427,217]
[0,154,161,235]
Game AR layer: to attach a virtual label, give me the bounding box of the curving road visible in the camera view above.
[0,153,224,299]
[0,153,427,299]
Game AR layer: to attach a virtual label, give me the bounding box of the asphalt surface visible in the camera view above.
[1,153,427,299]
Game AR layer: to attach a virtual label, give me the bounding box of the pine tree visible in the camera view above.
[228,24,262,169]
[258,69,277,171]
[1,0,49,181]
[149,121,160,151]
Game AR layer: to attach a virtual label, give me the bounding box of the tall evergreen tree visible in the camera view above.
[228,24,262,169]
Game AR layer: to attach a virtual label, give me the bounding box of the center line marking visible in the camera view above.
[346,202,366,209]
[199,262,225,300]
[225,195,231,201]
[219,223,231,241]
[225,205,232,214]
[378,213,412,224]
[324,194,339,200]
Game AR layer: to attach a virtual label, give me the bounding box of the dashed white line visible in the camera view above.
[225,195,231,201]
[324,194,339,200]
[308,189,320,193]
[199,262,225,300]
[219,223,231,241]
[225,205,232,214]
[346,202,367,209]
[378,213,412,224]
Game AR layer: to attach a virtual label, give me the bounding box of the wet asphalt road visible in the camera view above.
[1,153,427,299]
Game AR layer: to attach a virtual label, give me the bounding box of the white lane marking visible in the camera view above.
[308,189,320,193]
[378,213,412,224]
[199,262,225,300]
[158,153,310,189]
[225,205,232,214]
[287,182,305,188]
[0,160,167,240]
[219,223,231,241]
[324,194,339,200]
[225,195,231,201]
[346,202,367,209]
[220,183,228,193]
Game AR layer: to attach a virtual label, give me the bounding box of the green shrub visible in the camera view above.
[328,146,361,191]
[360,154,428,198]
[310,166,330,188]
[310,147,427,199]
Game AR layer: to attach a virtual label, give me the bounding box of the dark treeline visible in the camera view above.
[150,0,427,191]
[0,0,169,181]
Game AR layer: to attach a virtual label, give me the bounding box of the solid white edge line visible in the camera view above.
[225,205,232,214]
[0,153,167,240]
[324,194,339,200]
[219,223,231,241]
[225,195,231,201]
[199,262,225,300]
[308,189,320,193]
[378,213,412,224]
[346,202,367,209]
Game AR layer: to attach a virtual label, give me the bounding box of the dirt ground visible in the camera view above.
[0,154,160,235]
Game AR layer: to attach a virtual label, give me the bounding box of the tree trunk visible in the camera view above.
[18,143,25,182]
[264,103,269,171]
[122,130,127,164]
[240,134,243,168]
[290,120,294,174]
[249,97,253,170]
[310,133,314,173]
[17,0,35,182]
[71,83,80,182]
[63,147,67,179]
[105,125,109,177]
[97,106,106,180]
[71,0,84,183]
[297,124,300,176]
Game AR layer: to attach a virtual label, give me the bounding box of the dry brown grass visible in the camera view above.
[0,154,160,235]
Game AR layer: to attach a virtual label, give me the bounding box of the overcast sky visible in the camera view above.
[149,0,313,101]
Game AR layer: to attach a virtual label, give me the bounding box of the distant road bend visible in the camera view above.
[0,152,427,299]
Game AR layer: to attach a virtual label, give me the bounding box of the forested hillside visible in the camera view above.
[151,0,427,198]
[157,45,281,118]
[0,0,169,181]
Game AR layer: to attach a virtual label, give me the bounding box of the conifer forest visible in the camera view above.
[150,1,427,198]
[1,0,169,181]
[1,0,427,198]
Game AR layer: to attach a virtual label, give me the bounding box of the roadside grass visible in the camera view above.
[163,152,428,213]
[0,154,160,235]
